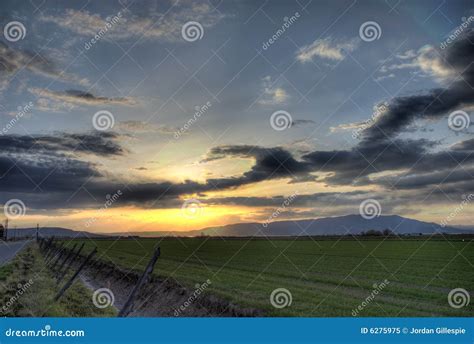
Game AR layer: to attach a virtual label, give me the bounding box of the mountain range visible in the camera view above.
[114,215,473,237]
[5,215,471,238]
[3,227,103,239]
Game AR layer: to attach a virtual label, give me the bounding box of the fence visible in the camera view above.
[37,237,160,317]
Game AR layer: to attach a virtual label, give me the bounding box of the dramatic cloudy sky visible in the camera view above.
[0,0,473,233]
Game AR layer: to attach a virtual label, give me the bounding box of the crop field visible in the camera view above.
[68,237,473,317]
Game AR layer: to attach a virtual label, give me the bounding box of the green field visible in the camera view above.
[68,237,473,317]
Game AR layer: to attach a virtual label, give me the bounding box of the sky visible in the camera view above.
[0,0,473,233]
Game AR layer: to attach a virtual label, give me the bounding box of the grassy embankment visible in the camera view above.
[0,243,115,317]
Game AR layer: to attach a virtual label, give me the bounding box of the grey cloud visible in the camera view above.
[0,42,89,89]
[39,2,226,42]
[29,88,137,107]
[363,31,474,142]
[0,132,124,156]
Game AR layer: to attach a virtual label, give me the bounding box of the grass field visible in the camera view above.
[68,237,473,317]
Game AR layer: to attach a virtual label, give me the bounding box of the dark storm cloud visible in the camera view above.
[0,155,100,194]
[203,191,368,208]
[2,128,473,211]
[0,132,124,156]
[451,138,474,151]
[0,132,124,206]
[0,139,314,210]
[201,137,474,191]
[3,31,474,212]
[301,139,436,185]
[366,139,474,190]
[363,31,474,141]
[291,119,316,127]
[202,145,312,187]
[28,88,137,106]
[375,167,474,190]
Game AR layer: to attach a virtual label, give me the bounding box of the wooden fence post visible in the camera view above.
[47,242,64,265]
[118,246,161,317]
[45,238,58,260]
[55,243,77,275]
[43,237,55,257]
[50,243,70,270]
[54,248,97,302]
[56,243,85,284]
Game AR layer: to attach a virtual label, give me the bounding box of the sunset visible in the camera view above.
[0,0,472,341]
[1,0,473,234]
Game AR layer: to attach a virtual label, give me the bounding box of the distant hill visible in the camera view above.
[113,214,472,237]
[4,227,104,239]
[8,215,469,239]
[455,225,474,231]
